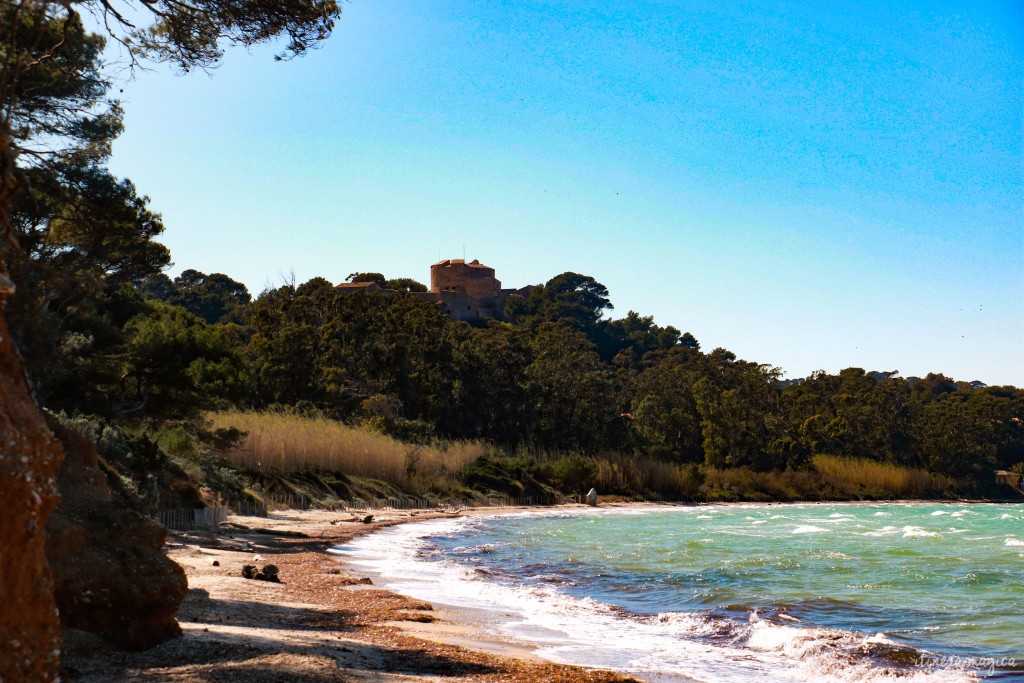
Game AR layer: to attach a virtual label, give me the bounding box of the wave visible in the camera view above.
[340,514,982,683]
[902,526,941,538]
[792,525,829,534]
[1004,538,1024,547]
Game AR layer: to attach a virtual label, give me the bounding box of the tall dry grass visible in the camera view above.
[592,454,703,499]
[207,410,486,488]
[812,454,954,498]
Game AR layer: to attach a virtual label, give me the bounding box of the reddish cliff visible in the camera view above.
[0,272,63,682]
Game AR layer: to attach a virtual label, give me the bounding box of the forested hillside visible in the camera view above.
[2,1,1022,508]
[14,241,1024,501]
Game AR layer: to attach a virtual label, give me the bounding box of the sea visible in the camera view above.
[336,503,1024,682]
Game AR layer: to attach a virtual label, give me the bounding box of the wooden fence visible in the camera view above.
[155,492,650,528]
[249,493,571,513]
[154,506,228,531]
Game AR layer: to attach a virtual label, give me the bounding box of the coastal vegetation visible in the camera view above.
[1,0,1022,513]
[204,409,956,504]
[14,263,1024,508]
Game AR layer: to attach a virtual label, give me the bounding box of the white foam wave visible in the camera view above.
[1004,538,1024,547]
[902,526,941,538]
[743,614,976,683]
[931,511,948,516]
[792,525,828,534]
[340,512,979,683]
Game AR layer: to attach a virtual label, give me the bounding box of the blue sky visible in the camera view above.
[106,0,1023,386]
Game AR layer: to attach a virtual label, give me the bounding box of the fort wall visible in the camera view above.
[336,259,526,322]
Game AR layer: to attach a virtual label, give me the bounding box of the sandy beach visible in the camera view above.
[61,507,639,682]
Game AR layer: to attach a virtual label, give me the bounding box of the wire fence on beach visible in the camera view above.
[154,492,651,529]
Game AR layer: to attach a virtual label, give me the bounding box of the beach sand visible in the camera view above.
[61,507,640,682]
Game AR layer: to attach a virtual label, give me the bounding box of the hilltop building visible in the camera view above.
[418,259,533,322]
[335,258,531,322]
[334,281,382,293]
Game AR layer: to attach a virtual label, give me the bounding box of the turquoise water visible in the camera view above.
[342,503,1024,682]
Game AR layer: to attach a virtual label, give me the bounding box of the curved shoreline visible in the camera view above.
[62,505,639,682]
[60,500,1020,681]
[343,501,1022,683]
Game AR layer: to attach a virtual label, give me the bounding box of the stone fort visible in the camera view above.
[419,258,533,321]
[336,259,532,322]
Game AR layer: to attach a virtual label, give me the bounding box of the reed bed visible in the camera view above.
[207,410,487,486]
[812,454,954,498]
[592,454,703,498]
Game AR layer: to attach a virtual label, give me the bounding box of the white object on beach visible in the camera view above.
[586,488,598,506]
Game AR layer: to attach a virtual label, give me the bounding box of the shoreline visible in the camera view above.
[60,500,1020,681]
[61,505,640,682]
[332,500,1022,683]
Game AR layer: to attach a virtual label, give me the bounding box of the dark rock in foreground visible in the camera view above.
[46,422,188,651]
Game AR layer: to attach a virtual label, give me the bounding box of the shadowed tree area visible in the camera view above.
[0,0,343,677]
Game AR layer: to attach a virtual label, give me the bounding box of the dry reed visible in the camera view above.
[812,454,953,498]
[207,410,487,487]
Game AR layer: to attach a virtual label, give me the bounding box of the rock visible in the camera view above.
[362,515,374,524]
[0,275,63,682]
[45,423,188,651]
[586,488,598,506]
[358,577,373,585]
[403,613,437,623]
[242,564,281,582]
[211,560,220,567]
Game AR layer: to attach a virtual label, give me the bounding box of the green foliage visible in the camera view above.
[46,410,169,508]
[460,454,550,497]
[605,310,683,367]
[155,425,193,455]
[347,272,386,286]
[550,454,597,492]
[365,415,436,444]
[120,301,254,417]
[136,270,251,324]
[385,277,427,293]
[525,323,620,451]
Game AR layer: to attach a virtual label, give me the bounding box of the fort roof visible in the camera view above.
[432,258,492,269]
[335,281,381,290]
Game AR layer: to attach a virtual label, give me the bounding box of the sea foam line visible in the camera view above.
[338,511,979,683]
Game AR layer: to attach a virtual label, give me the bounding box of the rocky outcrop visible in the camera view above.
[0,272,63,682]
[45,422,188,651]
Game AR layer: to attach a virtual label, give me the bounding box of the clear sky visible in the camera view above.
[105,0,1024,386]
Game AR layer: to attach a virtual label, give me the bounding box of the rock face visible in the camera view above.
[45,422,188,651]
[586,488,599,506]
[0,273,63,682]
